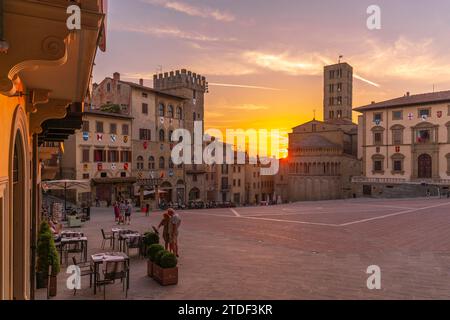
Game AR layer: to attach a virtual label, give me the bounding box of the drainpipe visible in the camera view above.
[0,0,10,53]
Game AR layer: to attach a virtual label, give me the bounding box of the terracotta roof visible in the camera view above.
[84,110,133,120]
[118,80,186,100]
[355,90,450,112]
[292,135,341,149]
[325,118,356,125]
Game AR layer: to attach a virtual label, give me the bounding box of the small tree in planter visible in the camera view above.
[36,221,60,295]
[36,221,52,289]
[146,244,164,278]
[48,234,61,297]
[142,231,159,258]
[153,251,178,286]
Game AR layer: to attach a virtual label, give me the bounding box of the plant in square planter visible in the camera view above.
[147,244,164,278]
[142,231,160,258]
[153,251,178,286]
[47,227,61,297]
[36,221,52,289]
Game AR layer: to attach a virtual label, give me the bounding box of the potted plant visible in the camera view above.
[147,244,164,278]
[36,221,60,296]
[153,251,178,286]
[142,231,159,258]
[48,227,61,297]
[36,221,52,289]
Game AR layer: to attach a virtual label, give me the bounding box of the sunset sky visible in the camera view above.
[94,0,450,155]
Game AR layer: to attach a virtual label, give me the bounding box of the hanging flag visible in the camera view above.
[160,117,164,124]
[110,134,117,143]
[421,115,428,121]
[97,163,103,171]
[375,119,381,126]
[97,134,103,141]
[123,136,129,143]
[111,163,117,171]
[143,141,148,150]
[395,146,400,153]
[437,111,443,118]
[83,132,89,141]
[408,113,414,120]
[124,163,129,171]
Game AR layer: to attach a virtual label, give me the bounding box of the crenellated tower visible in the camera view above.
[153,69,208,133]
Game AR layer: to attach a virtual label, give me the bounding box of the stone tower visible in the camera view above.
[153,69,208,133]
[153,70,209,202]
[323,62,353,122]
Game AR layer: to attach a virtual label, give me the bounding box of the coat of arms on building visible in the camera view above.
[97,163,103,171]
[110,134,117,143]
[437,111,443,118]
[83,132,89,141]
[123,136,128,143]
[124,163,129,171]
[111,163,117,171]
[97,133,103,141]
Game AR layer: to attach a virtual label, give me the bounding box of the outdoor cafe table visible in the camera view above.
[117,232,142,252]
[91,252,130,295]
[60,230,84,237]
[111,228,134,250]
[59,236,88,264]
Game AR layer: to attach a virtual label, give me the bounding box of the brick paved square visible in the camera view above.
[37,197,450,300]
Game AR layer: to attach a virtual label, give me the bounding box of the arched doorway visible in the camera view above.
[12,131,26,300]
[160,182,173,203]
[176,180,185,204]
[418,154,432,179]
[189,188,200,201]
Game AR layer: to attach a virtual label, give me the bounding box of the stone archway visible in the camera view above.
[418,154,432,179]
[12,131,26,300]
[189,187,200,201]
[8,105,30,300]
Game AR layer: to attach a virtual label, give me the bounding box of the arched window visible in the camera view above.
[176,106,183,119]
[148,156,155,170]
[168,105,174,118]
[159,129,165,142]
[137,156,144,170]
[159,156,165,169]
[169,130,174,142]
[159,103,165,117]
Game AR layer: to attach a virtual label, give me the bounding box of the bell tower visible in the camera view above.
[323,62,353,122]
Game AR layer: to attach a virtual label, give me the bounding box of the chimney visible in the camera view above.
[406,92,410,97]
[139,79,144,86]
[113,72,120,81]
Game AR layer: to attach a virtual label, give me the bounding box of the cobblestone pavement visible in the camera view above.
[37,197,450,300]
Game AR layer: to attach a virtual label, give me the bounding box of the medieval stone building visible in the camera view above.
[274,62,361,202]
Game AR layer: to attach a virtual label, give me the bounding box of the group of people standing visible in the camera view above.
[111,201,182,257]
[158,208,181,257]
[113,200,133,225]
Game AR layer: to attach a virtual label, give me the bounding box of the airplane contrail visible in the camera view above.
[354,74,381,88]
[208,82,283,91]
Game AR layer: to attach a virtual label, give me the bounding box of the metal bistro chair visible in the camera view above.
[71,256,94,296]
[101,260,128,300]
[101,229,114,249]
[125,235,142,257]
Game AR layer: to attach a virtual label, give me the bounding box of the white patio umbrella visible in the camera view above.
[42,179,90,210]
